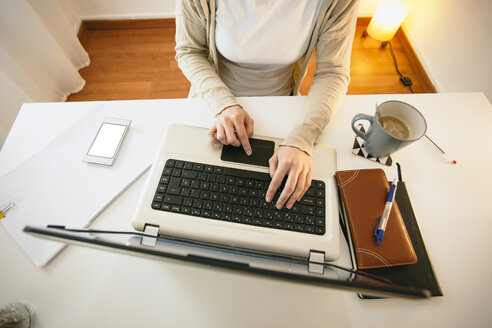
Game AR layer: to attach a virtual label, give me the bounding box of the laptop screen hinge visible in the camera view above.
[142,224,160,247]
[308,250,325,274]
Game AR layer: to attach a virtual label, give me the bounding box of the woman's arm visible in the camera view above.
[175,0,253,154]
[269,0,359,209]
[281,0,360,156]
[174,0,238,115]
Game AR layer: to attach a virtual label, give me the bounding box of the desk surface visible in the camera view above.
[1,93,491,328]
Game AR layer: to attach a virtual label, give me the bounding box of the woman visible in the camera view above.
[175,0,359,210]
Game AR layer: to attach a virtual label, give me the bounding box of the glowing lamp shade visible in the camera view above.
[367,0,413,41]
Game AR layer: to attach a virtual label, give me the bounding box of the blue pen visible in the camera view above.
[374,179,398,246]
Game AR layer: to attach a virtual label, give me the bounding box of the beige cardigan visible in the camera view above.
[175,0,359,155]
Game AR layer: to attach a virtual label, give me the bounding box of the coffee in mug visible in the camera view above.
[380,116,410,140]
[351,101,427,158]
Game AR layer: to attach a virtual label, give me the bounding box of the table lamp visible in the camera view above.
[364,0,414,47]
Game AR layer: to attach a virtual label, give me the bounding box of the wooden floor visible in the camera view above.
[68,17,435,102]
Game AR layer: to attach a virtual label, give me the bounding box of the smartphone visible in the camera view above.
[83,117,131,166]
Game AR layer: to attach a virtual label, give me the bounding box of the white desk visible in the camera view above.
[1,93,491,327]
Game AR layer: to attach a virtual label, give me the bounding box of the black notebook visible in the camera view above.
[339,181,443,298]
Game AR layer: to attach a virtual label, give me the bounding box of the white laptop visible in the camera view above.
[23,124,431,297]
[131,124,340,262]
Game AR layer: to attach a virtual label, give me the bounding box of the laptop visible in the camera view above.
[23,124,430,297]
[131,124,340,263]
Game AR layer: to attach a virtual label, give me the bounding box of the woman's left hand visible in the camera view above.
[266,145,313,209]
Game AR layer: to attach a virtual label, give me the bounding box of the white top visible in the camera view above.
[215,0,322,96]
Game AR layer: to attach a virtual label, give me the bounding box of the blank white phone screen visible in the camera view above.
[88,123,127,158]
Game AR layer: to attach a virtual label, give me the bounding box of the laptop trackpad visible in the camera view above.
[220,138,274,168]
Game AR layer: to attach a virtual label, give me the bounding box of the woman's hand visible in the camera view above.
[266,146,313,209]
[208,105,254,155]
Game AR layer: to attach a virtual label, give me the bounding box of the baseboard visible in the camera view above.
[400,25,440,93]
[81,13,175,21]
[82,18,175,31]
[396,28,437,93]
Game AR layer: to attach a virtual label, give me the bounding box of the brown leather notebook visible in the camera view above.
[335,169,417,269]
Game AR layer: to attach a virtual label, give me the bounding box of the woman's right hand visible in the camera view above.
[208,105,254,155]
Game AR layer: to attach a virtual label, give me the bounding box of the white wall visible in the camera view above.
[402,0,492,101]
[357,0,379,16]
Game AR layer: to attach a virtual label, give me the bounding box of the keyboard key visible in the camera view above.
[305,188,315,197]
[164,195,183,205]
[153,193,164,202]
[210,192,220,201]
[304,225,315,233]
[157,184,167,193]
[193,163,204,171]
[299,197,315,206]
[193,199,203,208]
[223,167,269,181]
[305,216,315,225]
[182,170,197,179]
[301,206,315,215]
[167,177,181,195]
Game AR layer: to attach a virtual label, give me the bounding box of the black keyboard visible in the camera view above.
[151,159,326,235]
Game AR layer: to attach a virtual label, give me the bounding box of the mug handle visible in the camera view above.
[351,113,374,140]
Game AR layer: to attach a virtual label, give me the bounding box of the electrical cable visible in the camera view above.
[388,41,415,93]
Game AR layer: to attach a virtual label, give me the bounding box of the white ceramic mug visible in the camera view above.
[351,100,427,158]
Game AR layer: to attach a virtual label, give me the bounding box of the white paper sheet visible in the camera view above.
[0,108,154,266]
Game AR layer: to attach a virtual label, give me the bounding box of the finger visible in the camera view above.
[235,123,252,156]
[215,124,227,144]
[276,167,301,209]
[268,154,278,178]
[286,169,307,209]
[245,116,254,138]
[298,169,312,201]
[208,125,216,140]
[223,119,240,146]
[208,125,221,145]
[266,163,289,203]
